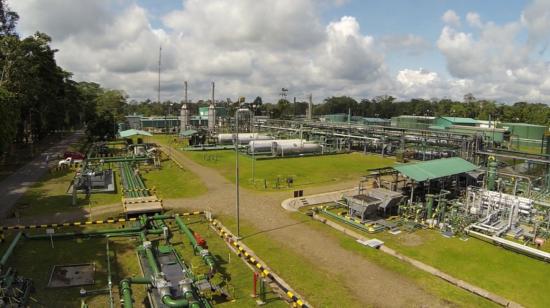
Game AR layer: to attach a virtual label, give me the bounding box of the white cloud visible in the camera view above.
[318,16,385,81]
[436,13,550,102]
[397,69,437,88]
[10,0,550,103]
[442,10,461,27]
[466,12,483,28]
[162,0,325,50]
[13,0,390,102]
[521,0,550,49]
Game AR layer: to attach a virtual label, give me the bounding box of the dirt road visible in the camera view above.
[0,131,84,219]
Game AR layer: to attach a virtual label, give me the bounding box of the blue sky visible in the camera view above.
[12,0,550,103]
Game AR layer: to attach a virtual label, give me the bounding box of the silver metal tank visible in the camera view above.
[273,142,322,156]
[248,139,304,154]
[217,133,271,145]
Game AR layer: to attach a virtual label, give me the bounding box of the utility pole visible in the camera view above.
[184,81,188,104]
[158,45,162,104]
[307,94,313,120]
[212,81,215,105]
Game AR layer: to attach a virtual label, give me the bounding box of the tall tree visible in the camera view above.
[0,0,18,37]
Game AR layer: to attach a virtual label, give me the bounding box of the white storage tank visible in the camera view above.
[248,139,304,154]
[217,133,271,145]
[273,141,322,156]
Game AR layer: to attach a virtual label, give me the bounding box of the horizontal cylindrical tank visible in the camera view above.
[248,139,304,154]
[217,133,271,145]
[273,142,322,156]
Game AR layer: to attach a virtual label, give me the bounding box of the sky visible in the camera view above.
[10,0,550,104]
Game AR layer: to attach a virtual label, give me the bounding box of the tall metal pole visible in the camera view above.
[158,45,162,104]
[234,108,251,239]
[235,111,240,238]
[252,112,255,184]
[184,81,188,104]
[212,81,215,105]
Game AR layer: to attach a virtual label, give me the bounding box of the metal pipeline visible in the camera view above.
[23,225,165,239]
[119,277,152,308]
[23,226,143,239]
[425,194,434,223]
[0,231,22,268]
[174,215,216,275]
[105,239,115,308]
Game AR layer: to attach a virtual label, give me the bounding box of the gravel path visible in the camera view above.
[0,131,84,219]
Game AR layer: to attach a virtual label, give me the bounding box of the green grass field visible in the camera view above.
[218,213,495,308]
[15,168,120,217]
[151,134,395,191]
[313,208,550,308]
[182,150,394,191]
[141,156,207,199]
[0,215,285,307]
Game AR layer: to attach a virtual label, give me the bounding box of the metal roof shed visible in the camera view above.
[436,117,479,128]
[393,157,478,182]
[179,129,198,137]
[118,129,153,138]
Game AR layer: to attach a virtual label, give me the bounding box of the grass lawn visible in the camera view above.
[141,155,207,199]
[175,216,286,307]
[182,150,394,191]
[15,167,120,218]
[217,214,364,308]
[217,213,496,308]
[313,208,550,308]
[0,228,144,307]
[0,215,285,307]
[151,134,395,191]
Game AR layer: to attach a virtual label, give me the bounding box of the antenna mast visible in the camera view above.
[158,45,162,104]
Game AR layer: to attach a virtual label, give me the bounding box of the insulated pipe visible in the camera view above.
[174,215,216,275]
[0,231,22,268]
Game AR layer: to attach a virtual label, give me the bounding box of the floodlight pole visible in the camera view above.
[235,107,251,239]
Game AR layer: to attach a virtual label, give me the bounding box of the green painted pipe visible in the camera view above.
[425,194,434,222]
[88,157,150,163]
[139,231,162,277]
[23,226,144,239]
[322,209,372,232]
[119,279,133,308]
[487,160,498,191]
[0,231,22,267]
[105,239,114,308]
[119,277,152,308]
[174,216,216,274]
[161,296,190,307]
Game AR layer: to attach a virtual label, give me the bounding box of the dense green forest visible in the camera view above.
[0,1,126,154]
[127,95,550,126]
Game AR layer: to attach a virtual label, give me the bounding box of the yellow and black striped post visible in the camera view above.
[211,220,308,308]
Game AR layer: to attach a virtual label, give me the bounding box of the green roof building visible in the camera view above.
[435,117,479,128]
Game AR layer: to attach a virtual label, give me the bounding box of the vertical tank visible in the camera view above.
[487,158,498,191]
[208,105,216,130]
[180,103,189,133]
